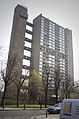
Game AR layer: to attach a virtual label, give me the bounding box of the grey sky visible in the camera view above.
[0,0,79,81]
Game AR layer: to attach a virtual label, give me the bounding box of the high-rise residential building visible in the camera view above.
[6,5,33,102]
[8,4,28,76]
[32,14,74,81]
[8,5,74,81]
[7,5,74,103]
[7,4,33,76]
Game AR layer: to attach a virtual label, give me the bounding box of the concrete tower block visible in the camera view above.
[6,5,28,103]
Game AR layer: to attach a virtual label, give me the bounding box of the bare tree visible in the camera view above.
[20,84,28,104]
[73,80,79,98]
[0,78,4,92]
[42,63,53,107]
[62,76,74,99]
[53,67,62,103]
[0,46,7,68]
[1,53,19,107]
[14,72,31,107]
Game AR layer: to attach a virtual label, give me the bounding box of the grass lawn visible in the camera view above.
[5,104,51,108]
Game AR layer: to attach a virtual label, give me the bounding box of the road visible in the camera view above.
[0,109,59,119]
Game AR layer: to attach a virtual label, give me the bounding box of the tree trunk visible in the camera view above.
[55,89,58,103]
[33,99,34,104]
[17,90,20,107]
[1,85,7,108]
[45,88,48,108]
[66,94,68,99]
[28,95,31,104]
[45,77,48,108]
[68,94,70,99]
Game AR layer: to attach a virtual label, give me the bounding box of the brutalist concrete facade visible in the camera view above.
[6,5,33,103]
[8,5,74,81]
[32,14,74,81]
[7,5,74,103]
[8,5,28,73]
[8,4,33,76]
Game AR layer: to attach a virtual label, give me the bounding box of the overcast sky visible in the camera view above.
[0,0,79,81]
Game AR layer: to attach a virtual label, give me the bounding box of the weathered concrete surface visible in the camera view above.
[0,108,59,119]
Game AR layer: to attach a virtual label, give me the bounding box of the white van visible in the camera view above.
[60,99,79,119]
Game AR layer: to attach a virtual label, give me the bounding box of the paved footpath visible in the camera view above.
[0,115,59,119]
[0,108,59,119]
[33,114,59,119]
[0,114,59,119]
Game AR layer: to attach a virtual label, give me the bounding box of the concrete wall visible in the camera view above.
[6,5,28,103]
[32,14,41,73]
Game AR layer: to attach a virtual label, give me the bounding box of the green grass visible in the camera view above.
[5,104,51,108]
[5,105,17,108]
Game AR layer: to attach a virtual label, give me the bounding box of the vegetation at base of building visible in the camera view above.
[1,53,20,108]
[0,50,76,108]
[28,70,44,104]
[4,104,52,108]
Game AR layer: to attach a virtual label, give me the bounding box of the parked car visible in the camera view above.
[47,103,62,114]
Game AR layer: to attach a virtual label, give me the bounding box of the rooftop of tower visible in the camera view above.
[33,13,71,31]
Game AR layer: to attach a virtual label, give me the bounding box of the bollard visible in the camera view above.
[46,110,48,117]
